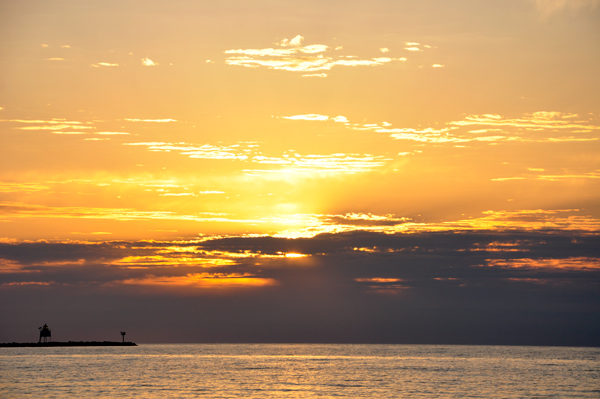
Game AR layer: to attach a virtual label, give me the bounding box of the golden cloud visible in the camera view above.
[485,257,600,270]
[120,273,277,288]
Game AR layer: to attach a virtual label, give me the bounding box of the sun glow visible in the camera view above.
[283,253,308,258]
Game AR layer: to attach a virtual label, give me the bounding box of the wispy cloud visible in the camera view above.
[403,42,435,52]
[485,257,600,270]
[124,118,177,123]
[302,73,328,78]
[2,119,84,125]
[225,35,406,73]
[280,114,349,123]
[0,178,221,197]
[19,125,94,131]
[124,142,250,160]
[448,112,598,130]
[159,193,195,197]
[492,171,600,182]
[250,153,390,174]
[91,62,119,67]
[0,202,186,222]
[124,141,389,174]
[0,201,246,224]
[277,111,600,144]
[281,114,330,121]
[0,183,50,193]
[0,118,108,134]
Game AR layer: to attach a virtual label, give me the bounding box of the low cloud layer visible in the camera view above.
[1,221,599,345]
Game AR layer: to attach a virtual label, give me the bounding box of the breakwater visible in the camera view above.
[0,341,137,347]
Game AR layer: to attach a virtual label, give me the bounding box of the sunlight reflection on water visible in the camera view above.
[1,344,599,398]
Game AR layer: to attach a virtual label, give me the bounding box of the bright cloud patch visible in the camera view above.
[280,35,304,47]
[141,58,158,66]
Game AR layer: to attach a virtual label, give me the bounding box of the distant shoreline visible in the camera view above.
[0,341,137,347]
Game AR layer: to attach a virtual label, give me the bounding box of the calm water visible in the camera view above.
[1,344,599,398]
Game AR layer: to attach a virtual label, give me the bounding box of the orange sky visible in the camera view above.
[1,0,599,241]
[1,0,599,345]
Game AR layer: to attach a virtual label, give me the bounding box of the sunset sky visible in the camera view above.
[1,0,599,345]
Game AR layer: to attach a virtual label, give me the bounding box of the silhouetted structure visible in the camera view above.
[38,324,51,343]
[1,325,137,347]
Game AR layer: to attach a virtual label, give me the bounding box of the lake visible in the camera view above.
[1,344,599,398]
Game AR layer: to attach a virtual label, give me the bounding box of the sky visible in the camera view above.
[1,0,599,345]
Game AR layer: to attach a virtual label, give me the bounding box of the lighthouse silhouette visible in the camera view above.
[38,324,51,343]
